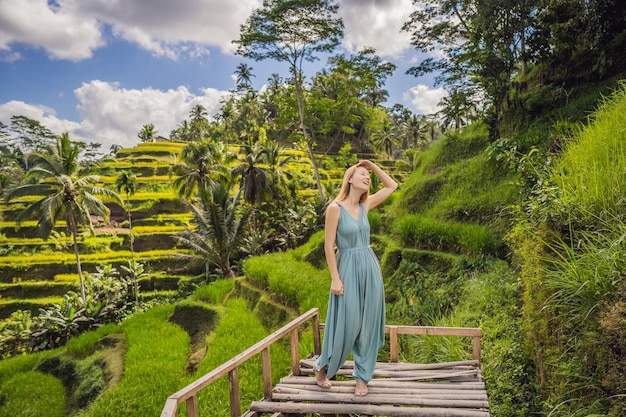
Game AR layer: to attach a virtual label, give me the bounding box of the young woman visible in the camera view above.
[313,159,398,397]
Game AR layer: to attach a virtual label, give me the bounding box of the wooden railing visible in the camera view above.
[160,307,483,417]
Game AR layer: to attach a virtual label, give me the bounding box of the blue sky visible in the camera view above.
[0,0,446,151]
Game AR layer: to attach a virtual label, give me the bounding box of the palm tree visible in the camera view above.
[372,120,400,158]
[401,114,429,150]
[4,132,123,299]
[115,169,139,307]
[231,143,269,206]
[189,104,209,142]
[138,123,157,142]
[263,140,294,187]
[173,183,252,279]
[115,170,137,260]
[234,63,255,89]
[173,140,235,200]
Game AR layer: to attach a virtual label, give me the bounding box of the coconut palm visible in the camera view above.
[372,120,400,158]
[173,140,235,200]
[4,132,123,299]
[173,183,252,279]
[234,63,255,89]
[231,143,269,206]
[116,169,139,307]
[138,123,157,142]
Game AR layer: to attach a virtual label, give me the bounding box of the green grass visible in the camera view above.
[85,304,189,417]
[0,371,66,417]
[243,251,330,316]
[189,298,290,417]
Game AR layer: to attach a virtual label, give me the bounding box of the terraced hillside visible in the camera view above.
[0,141,406,319]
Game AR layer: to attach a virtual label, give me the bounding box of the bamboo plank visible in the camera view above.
[279,376,486,390]
[273,385,488,400]
[300,358,480,371]
[270,392,489,409]
[250,401,490,417]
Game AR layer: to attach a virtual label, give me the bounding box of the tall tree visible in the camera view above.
[115,170,138,262]
[10,115,57,154]
[231,143,269,206]
[115,169,139,306]
[4,133,123,299]
[235,0,344,198]
[403,0,535,139]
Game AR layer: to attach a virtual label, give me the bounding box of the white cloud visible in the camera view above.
[0,0,261,61]
[67,0,262,58]
[73,80,229,150]
[0,82,229,153]
[0,0,103,60]
[404,84,448,115]
[339,0,414,59]
[0,100,81,136]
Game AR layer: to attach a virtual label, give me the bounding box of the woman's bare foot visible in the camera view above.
[354,380,368,397]
[314,368,331,388]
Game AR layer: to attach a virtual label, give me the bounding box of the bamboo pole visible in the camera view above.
[250,401,490,417]
[290,328,300,376]
[229,368,240,417]
[261,347,272,399]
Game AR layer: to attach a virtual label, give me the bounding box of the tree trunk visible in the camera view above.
[294,75,324,199]
[69,211,86,300]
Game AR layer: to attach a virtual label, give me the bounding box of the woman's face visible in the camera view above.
[349,167,370,192]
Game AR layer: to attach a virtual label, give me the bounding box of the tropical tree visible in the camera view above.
[173,183,252,279]
[138,123,157,142]
[115,170,138,264]
[231,143,269,206]
[4,133,123,299]
[235,0,344,198]
[234,63,255,90]
[173,140,234,200]
[189,104,209,141]
[372,119,400,158]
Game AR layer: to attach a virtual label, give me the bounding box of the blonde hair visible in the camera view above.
[330,164,369,207]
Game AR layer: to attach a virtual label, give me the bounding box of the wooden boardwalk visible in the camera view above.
[161,308,490,417]
[248,358,489,416]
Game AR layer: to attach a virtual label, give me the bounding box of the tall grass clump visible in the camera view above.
[243,252,329,315]
[192,278,235,305]
[393,215,500,256]
[448,262,539,417]
[511,81,626,416]
[551,81,626,229]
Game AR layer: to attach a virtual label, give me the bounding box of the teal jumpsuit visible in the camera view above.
[314,202,386,383]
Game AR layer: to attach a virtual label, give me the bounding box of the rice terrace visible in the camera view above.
[1,1,626,417]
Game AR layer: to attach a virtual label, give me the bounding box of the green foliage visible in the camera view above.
[243,251,329,315]
[393,214,500,256]
[0,371,65,417]
[509,81,626,415]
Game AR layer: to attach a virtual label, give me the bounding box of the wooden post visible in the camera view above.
[472,336,481,362]
[185,395,199,417]
[290,328,300,376]
[312,313,321,355]
[389,326,399,363]
[261,347,273,399]
[229,368,241,417]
